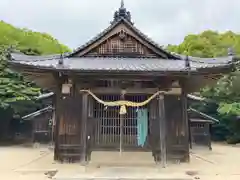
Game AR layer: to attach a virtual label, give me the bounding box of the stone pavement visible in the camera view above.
[0,143,240,180]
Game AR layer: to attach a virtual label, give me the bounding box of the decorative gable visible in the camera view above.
[84,31,158,58]
[69,1,179,59]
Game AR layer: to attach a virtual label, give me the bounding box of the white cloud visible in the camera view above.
[0,0,239,49]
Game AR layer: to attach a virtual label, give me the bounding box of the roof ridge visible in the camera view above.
[69,19,121,57]
[121,19,179,59]
[68,18,180,59]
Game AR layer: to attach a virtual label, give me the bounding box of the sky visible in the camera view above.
[0,0,239,49]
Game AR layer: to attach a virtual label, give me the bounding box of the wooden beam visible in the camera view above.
[91,87,181,95]
[74,76,180,86]
[158,93,167,168]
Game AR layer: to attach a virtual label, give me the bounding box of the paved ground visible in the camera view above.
[0,143,240,180]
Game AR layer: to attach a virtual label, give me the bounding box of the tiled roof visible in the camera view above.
[68,18,179,59]
[188,108,219,123]
[22,106,53,120]
[36,92,54,100]
[187,94,205,101]
[10,53,233,73]
[8,3,235,75]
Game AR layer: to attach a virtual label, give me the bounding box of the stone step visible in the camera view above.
[54,167,193,180]
[54,174,192,180]
[54,172,192,180]
[90,151,155,167]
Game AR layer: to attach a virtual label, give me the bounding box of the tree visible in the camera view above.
[167,30,240,143]
[0,21,70,55]
[0,21,71,139]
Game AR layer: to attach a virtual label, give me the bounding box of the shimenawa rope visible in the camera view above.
[79,89,165,114]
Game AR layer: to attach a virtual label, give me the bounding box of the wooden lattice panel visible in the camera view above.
[85,34,158,57]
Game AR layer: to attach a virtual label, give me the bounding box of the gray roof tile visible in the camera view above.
[10,53,233,73]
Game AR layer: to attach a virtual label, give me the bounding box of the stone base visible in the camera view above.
[53,151,192,180]
[89,151,155,167]
[54,166,192,180]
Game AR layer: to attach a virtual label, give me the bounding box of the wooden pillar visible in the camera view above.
[120,115,123,155]
[54,75,62,161]
[119,91,125,156]
[81,92,88,163]
[51,107,55,145]
[189,119,193,149]
[208,123,212,151]
[158,93,167,168]
[181,87,190,162]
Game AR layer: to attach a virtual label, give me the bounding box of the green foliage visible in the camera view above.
[167,30,240,143]
[0,20,70,116]
[167,30,240,57]
[1,50,39,105]
[0,21,70,55]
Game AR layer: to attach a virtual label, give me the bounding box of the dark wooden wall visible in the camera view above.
[54,80,86,162]
[165,95,189,162]
[54,77,189,163]
[32,111,52,143]
[149,95,189,163]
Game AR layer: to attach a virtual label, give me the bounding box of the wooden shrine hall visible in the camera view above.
[9,1,235,167]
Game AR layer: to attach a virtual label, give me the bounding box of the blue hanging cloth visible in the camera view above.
[137,108,148,147]
[142,109,148,146]
[137,109,142,146]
